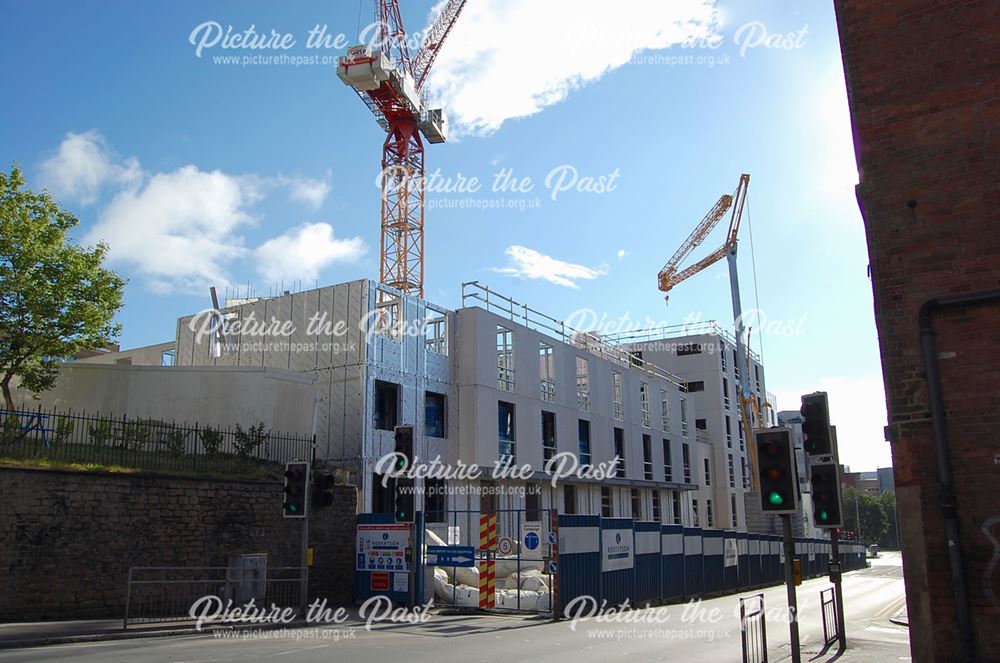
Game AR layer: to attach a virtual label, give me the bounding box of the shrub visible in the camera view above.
[53,416,75,446]
[199,425,223,455]
[1,415,21,445]
[233,422,269,458]
[88,419,113,446]
[164,427,189,457]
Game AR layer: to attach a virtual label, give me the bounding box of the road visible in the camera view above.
[0,552,909,662]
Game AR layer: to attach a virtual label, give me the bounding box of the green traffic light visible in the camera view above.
[819,510,828,521]
[768,491,784,506]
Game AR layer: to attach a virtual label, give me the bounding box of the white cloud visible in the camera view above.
[255,223,366,285]
[617,249,627,260]
[773,373,891,472]
[425,0,717,135]
[493,245,607,288]
[39,130,141,205]
[284,171,332,210]
[84,165,260,293]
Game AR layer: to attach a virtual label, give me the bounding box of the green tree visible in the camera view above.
[0,165,125,409]
[843,486,889,546]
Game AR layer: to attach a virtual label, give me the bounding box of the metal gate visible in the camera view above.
[425,508,555,614]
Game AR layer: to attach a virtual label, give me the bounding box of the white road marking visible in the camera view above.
[270,644,329,657]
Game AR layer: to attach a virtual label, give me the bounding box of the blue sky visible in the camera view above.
[0,0,890,470]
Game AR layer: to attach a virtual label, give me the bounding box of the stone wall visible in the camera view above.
[0,467,357,620]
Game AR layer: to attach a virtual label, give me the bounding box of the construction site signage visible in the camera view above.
[521,521,543,560]
[601,529,634,572]
[357,524,410,572]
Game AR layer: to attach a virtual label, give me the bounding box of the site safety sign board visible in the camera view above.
[357,523,410,572]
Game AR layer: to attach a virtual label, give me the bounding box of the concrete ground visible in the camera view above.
[0,552,909,662]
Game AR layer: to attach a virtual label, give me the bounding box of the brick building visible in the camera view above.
[834,2,1000,661]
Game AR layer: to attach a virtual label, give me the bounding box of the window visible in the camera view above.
[682,443,691,483]
[692,498,700,527]
[742,457,749,490]
[375,295,401,339]
[652,491,661,522]
[576,357,590,411]
[480,480,497,514]
[601,487,612,517]
[728,454,735,488]
[687,381,705,393]
[677,343,702,356]
[663,439,673,481]
[613,428,626,477]
[424,313,447,355]
[704,458,711,485]
[640,382,651,428]
[680,398,689,437]
[725,416,732,448]
[695,418,707,431]
[564,484,577,515]
[374,380,399,431]
[754,364,761,391]
[539,342,555,402]
[425,391,446,438]
[498,401,515,461]
[642,434,653,480]
[706,499,714,527]
[497,326,514,391]
[731,494,738,528]
[426,478,446,523]
[721,346,728,371]
[526,487,541,522]
[542,411,557,463]
[672,492,682,525]
[630,350,644,367]
[722,377,730,410]
[612,372,624,421]
[578,419,592,466]
[733,349,740,380]
[660,390,670,432]
[631,489,642,520]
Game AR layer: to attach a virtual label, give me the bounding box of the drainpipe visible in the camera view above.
[918,288,1000,663]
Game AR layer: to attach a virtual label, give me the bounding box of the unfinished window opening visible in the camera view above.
[425,391,446,438]
[613,427,626,477]
[640,382,651,428]
[576,357,590,412]
[539,342,555,402]
[497,326,514,391]
[498,401,516,462]
[374,380,399,431]
[612,372,624,421]
[424,312,447,355]
[542,411,557,463]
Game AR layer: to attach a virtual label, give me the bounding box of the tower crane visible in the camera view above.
[337,0,467,298]
[658,174,768,475]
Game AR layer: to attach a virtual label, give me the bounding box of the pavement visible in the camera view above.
[0,552,911,661]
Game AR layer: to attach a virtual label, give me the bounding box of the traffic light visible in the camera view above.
[754,428,799,514]
[393,425,413,474]
[395,478,414,522]
[800,392,832,456]
[283,461,309,518]
[808,461,844,528]
[312,470,335,508]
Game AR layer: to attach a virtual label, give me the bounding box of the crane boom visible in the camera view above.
[657,194,732,292]
[412,0,467,91]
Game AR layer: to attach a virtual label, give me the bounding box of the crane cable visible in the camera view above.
[745,193,766,385]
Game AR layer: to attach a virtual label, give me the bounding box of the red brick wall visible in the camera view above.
[833,1,1000,661]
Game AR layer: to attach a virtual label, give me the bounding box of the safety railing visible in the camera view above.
[123,566,307,629]
[740,592,768,663]
[461,281,686,387]
[820,586,839,647]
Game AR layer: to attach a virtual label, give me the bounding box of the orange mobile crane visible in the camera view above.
[658,174,768,481]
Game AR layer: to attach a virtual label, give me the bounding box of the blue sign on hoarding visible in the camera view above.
[426,545,476,568]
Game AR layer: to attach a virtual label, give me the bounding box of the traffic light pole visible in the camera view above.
[782,514,801,663]
[831,531,847,651]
